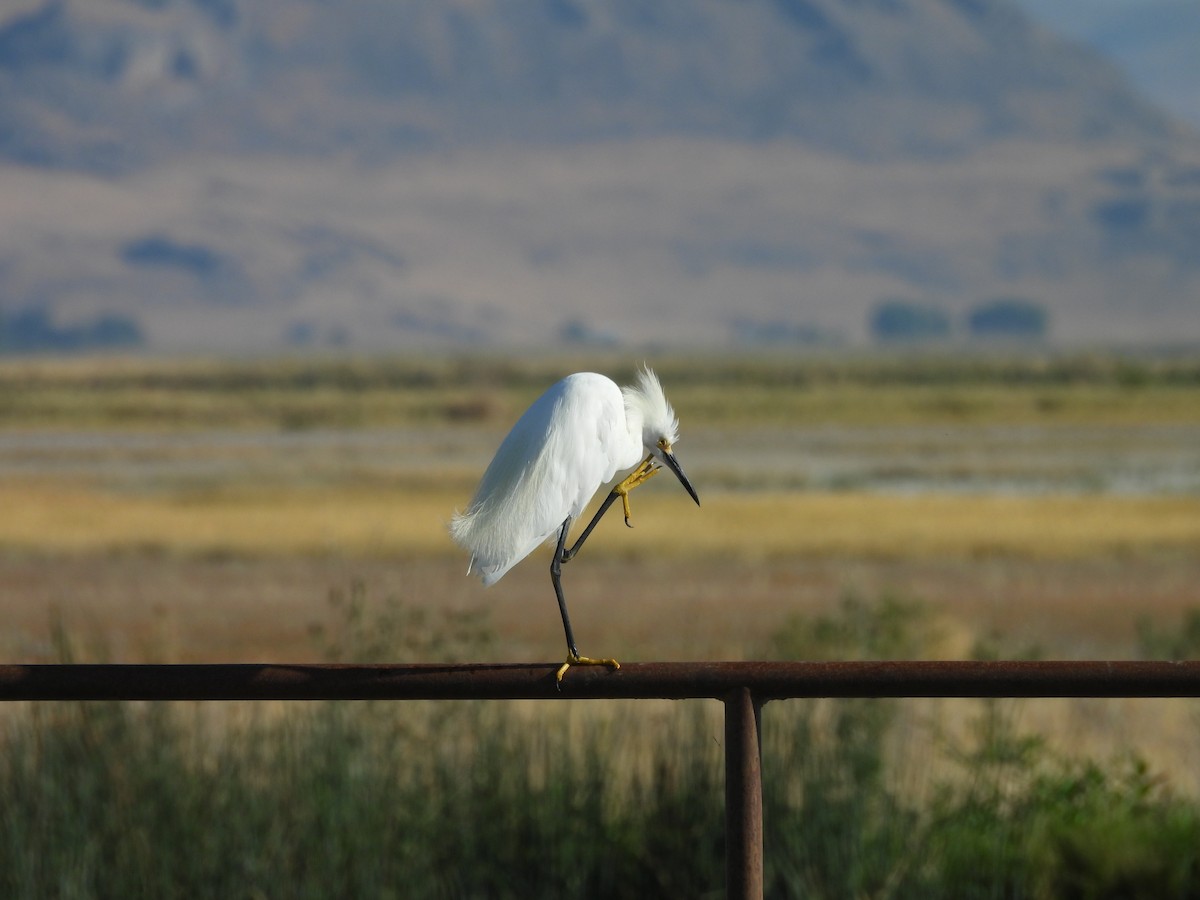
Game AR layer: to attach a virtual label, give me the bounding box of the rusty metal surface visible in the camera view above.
[3,660,1200,702]
[724,688,764,900]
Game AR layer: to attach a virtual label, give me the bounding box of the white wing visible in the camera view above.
[449,373,636,585]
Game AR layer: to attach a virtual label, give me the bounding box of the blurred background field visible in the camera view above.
[3,352,1199,661]
[3,352,1200,896]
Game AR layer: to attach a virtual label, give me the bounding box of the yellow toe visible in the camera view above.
[556,653,621,683]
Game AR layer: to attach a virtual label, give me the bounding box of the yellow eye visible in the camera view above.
[657,437,670,451]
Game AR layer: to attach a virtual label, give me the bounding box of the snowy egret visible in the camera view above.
[450,367,700,682]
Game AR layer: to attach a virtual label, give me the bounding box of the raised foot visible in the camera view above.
[615,455,661,527]
[556,652,621,684]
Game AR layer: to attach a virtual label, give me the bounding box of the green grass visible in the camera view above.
[2,352,1199,429]
[7,692,1198,898]
[4,595,1200,898]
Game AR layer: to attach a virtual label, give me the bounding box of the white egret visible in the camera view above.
[450,367,700,682]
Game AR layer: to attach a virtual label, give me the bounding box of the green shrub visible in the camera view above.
[3,592,1199,898]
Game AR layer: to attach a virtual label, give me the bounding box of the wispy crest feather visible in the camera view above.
[622,366,679,446]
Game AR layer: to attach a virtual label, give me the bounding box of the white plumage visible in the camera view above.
[449,367,698,680]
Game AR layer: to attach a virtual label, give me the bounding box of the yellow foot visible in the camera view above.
[614,455,662,527]
[556,652,621,683]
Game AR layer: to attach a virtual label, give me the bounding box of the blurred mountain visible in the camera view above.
[1,0,1187,169]
[1,0,1198,351]
[1010,0,1200,130]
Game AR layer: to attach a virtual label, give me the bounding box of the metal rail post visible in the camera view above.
[724,687,764,900]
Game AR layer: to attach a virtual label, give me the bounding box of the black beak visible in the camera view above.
[662,450,700,507]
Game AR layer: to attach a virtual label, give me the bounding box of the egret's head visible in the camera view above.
[624,366,678,451]
[623,366,699,507]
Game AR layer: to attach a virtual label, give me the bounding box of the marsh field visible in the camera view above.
[3,352,1200,897]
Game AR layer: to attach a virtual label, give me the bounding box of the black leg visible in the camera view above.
[551,513,622,684]
[561,490,622,562]
[551,517,579,658]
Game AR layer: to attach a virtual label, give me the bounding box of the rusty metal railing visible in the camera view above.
[4,660,1200,899]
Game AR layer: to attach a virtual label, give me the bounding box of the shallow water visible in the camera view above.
[2,422,1198,496]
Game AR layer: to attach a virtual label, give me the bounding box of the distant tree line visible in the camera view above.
[727,316,843,347]
[0,308,144,354]
[871,297,1048,343]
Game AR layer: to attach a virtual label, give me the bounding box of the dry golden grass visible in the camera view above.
[637,490,1200,560]
[3,487,1198,791]
[3,354,1199,792]
[3,480,1198,561]
[3,551,1199,792]
[0,482,453,558]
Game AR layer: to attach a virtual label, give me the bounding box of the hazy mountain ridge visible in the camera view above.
[1,0,1198,351]
[1010,0,1200,130]
[1,0,1186,169]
